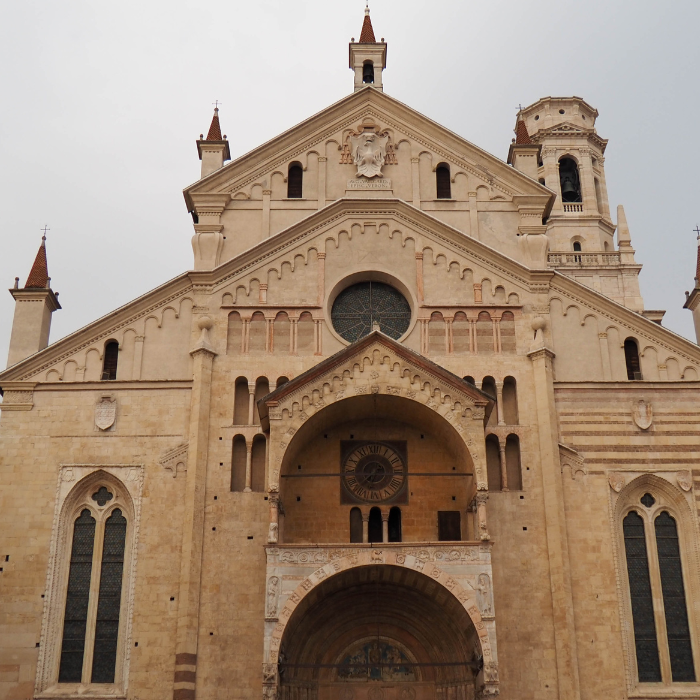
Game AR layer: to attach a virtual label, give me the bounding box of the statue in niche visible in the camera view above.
[477,574,493,617]
[352,131,388,178]
[266,576,279,618]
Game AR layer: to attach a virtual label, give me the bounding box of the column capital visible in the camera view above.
[527,347,556,362]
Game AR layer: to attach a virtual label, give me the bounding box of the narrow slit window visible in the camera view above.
[436,164,451,199]
[287,164,303,199]
[91,509,127,684]
[388,507,402,542]
[655,512,696,682]
[624,338,642,381]
[59,510,97,683]
[102,341,119,381]
[623,511,662,683]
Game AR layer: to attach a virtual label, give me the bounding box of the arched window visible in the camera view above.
[363,61,375,84]
[227,312,243,355]
[485,434,501,492]
[505,434,522,491]
[500,312,516,354]
[452,312,470,354]
[368,507,382,543]
[57,482,130,685]
[625,338,642,380]
[428,312,446,354]
[436,163,451,199]
[503,376,518,425]
[623,500,697,684]
[102,341,119,381]
[388,507,402,542]
[276,376,289,388]
[231,435,247,492]
[572,241,582,252]
[251,435,267,492]
[464,376,476,386]
[233,377,249,425]
[350,508,363,544]
[559,157,582,203]
[287,163,303,199]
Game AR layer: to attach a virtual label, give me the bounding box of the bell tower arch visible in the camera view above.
[349,5,387,93]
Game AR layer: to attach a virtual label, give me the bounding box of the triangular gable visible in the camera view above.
[257,329,495,429]
[184,87,553,210]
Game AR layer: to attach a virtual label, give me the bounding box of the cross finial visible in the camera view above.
[212,100,221,112]
[365,1,370,15]
[694,224,700,241]
[41,225,50,242]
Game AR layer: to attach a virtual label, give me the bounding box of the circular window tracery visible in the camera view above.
[331,281,411,342]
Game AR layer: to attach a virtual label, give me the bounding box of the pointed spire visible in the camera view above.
[695,226,700,285]
[617,205,632,248]
[25,235,49,288]
[515,120,532,145]
[206,107,223,141]
[359,3,376,43]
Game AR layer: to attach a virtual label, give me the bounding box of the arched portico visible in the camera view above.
[259,332,499,698]
[258,331,494,545]
[263,554,498,699]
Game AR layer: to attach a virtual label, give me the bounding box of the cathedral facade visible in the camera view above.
[3,9,700,700]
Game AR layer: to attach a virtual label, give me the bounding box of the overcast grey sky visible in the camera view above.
[1,0,699,365]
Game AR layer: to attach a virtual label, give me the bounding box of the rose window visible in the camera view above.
[331,281,411,342]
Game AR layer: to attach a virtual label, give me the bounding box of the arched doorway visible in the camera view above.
[278,565,482,700]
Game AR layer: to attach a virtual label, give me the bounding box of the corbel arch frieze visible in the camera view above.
[264,343,489,492]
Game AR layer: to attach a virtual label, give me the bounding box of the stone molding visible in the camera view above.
[35,465,144,699]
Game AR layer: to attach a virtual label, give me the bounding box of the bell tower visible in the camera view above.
[349,4,387,92]
[515,97,644,312]
[6,232,61,368]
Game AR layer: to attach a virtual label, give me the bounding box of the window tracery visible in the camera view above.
[617,479,698,687]
[41,471,138,695]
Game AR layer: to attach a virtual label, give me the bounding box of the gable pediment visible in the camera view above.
[184,88,551,209]
[257,329,495,428]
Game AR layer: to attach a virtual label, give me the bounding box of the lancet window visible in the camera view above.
[622,492,697,684]
[52,476,134,689]
[101,341,119,381]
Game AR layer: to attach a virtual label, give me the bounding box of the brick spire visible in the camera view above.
[206,107,223,141]
[359,4,376,43]
[25,237,49,288]
[515,120,532,145]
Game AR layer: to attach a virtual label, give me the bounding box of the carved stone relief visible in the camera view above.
[677,470,693,492]
[632,400,653,430]
[95,394,117,431]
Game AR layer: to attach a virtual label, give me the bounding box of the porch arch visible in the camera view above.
[266,555,498,696]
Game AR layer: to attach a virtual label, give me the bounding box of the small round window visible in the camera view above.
[331,281,411,342]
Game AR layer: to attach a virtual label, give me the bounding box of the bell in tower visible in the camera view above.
[349,4,387,92]
[558,157,582,203]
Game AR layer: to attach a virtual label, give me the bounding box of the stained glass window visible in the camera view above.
[331,282,411,342]
[655,512,696,682]
[623,511,662,682]
[59,509,96,683]
[91,509,127,684]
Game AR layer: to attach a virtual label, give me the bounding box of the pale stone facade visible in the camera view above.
[2,10,700,700]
